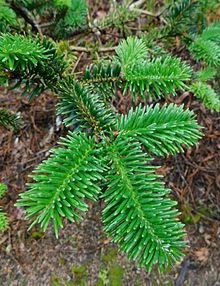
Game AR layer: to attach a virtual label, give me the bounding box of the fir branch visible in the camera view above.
[0,210,8,231]
[164,0,202,36]
[0,34,67,97]
[0,34,49,71]
[57,78,116,132]
[189,21,220,67]
[115,37,148,71]
[102,139,186,271]
[198,21,220,43]
[0,183,8,232]
[54,0,88,38]
[122,56,192,99]
[196,67,217,82]
[191,81,220,112]
[116,104,202,156]
[115,37,192,99]
[0,183,7,199]
[82,63,121,102]
[0,0,17,32]
[189,38,220,67]
[16,132,106,237]
[0,109,20,130]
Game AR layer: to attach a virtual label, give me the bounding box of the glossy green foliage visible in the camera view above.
[102,139,186,272]
[57,78,116,131]
[0,0,17,32]
[83,63,121,102]
[0,109,20,130]
[0,34,66,98]
[116,104,202,156]
[115,37,148,72]
[0,183,8,232]
[1,29,204,271]
[124,56,191,99]
[196,67,217,82]
[191,82,220,111]
[197,21,220,43]
[189,39,220,67]
[83,63,121,83]
[116,37,192,99]
[186,21,220,111]
[54,0,88,37]
[0,34,49,71]
[17,132,105,237]
[164,0,203,36]
[189,21,220,66]
[17,98,203,270]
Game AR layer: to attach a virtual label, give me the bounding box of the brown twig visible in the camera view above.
[9,1,43,39]
[70,46,117,53]
[71,52,84,74]
[175,259,190,286]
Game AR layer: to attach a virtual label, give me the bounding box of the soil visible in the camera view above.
[0,1,220,285]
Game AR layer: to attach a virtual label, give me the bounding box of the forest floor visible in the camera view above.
[0,1,220,285]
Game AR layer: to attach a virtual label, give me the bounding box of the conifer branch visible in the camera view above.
[16,132,106,237]
[9,1,42,36]
[0,109,19,130]
[0,183,8,232]
[191,82,220,112]
[102,139,186,271]
[116,104,202,156]
[0,7,209,270]
[57,78,116,132]
[189,21,220,67]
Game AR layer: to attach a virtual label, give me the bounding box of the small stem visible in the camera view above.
[129,0,146,9]
[70,46,117,53]
[82,76,125,85]
[131,8,168,24]
[9,1,43,39]
[132,8,157,17]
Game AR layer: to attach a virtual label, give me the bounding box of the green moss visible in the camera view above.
[101,247,118,264]
[71,264,88,286]
[182,204,201,225]
[133,275,143,286]
[108,263,124,286]
[51,274,65,286]
[95,270,109,286]
[51,264,89,286]
[68,236,78,246]
[58,257,65,266]
[96,247,124,286]
[31,231,45,239]
[197,206,212,217]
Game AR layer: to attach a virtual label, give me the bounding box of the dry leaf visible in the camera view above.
[193,247,209,263]
[204,234,211,246]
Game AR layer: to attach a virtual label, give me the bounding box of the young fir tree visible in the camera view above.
[0,0,219,272]
[0,35,202,272]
